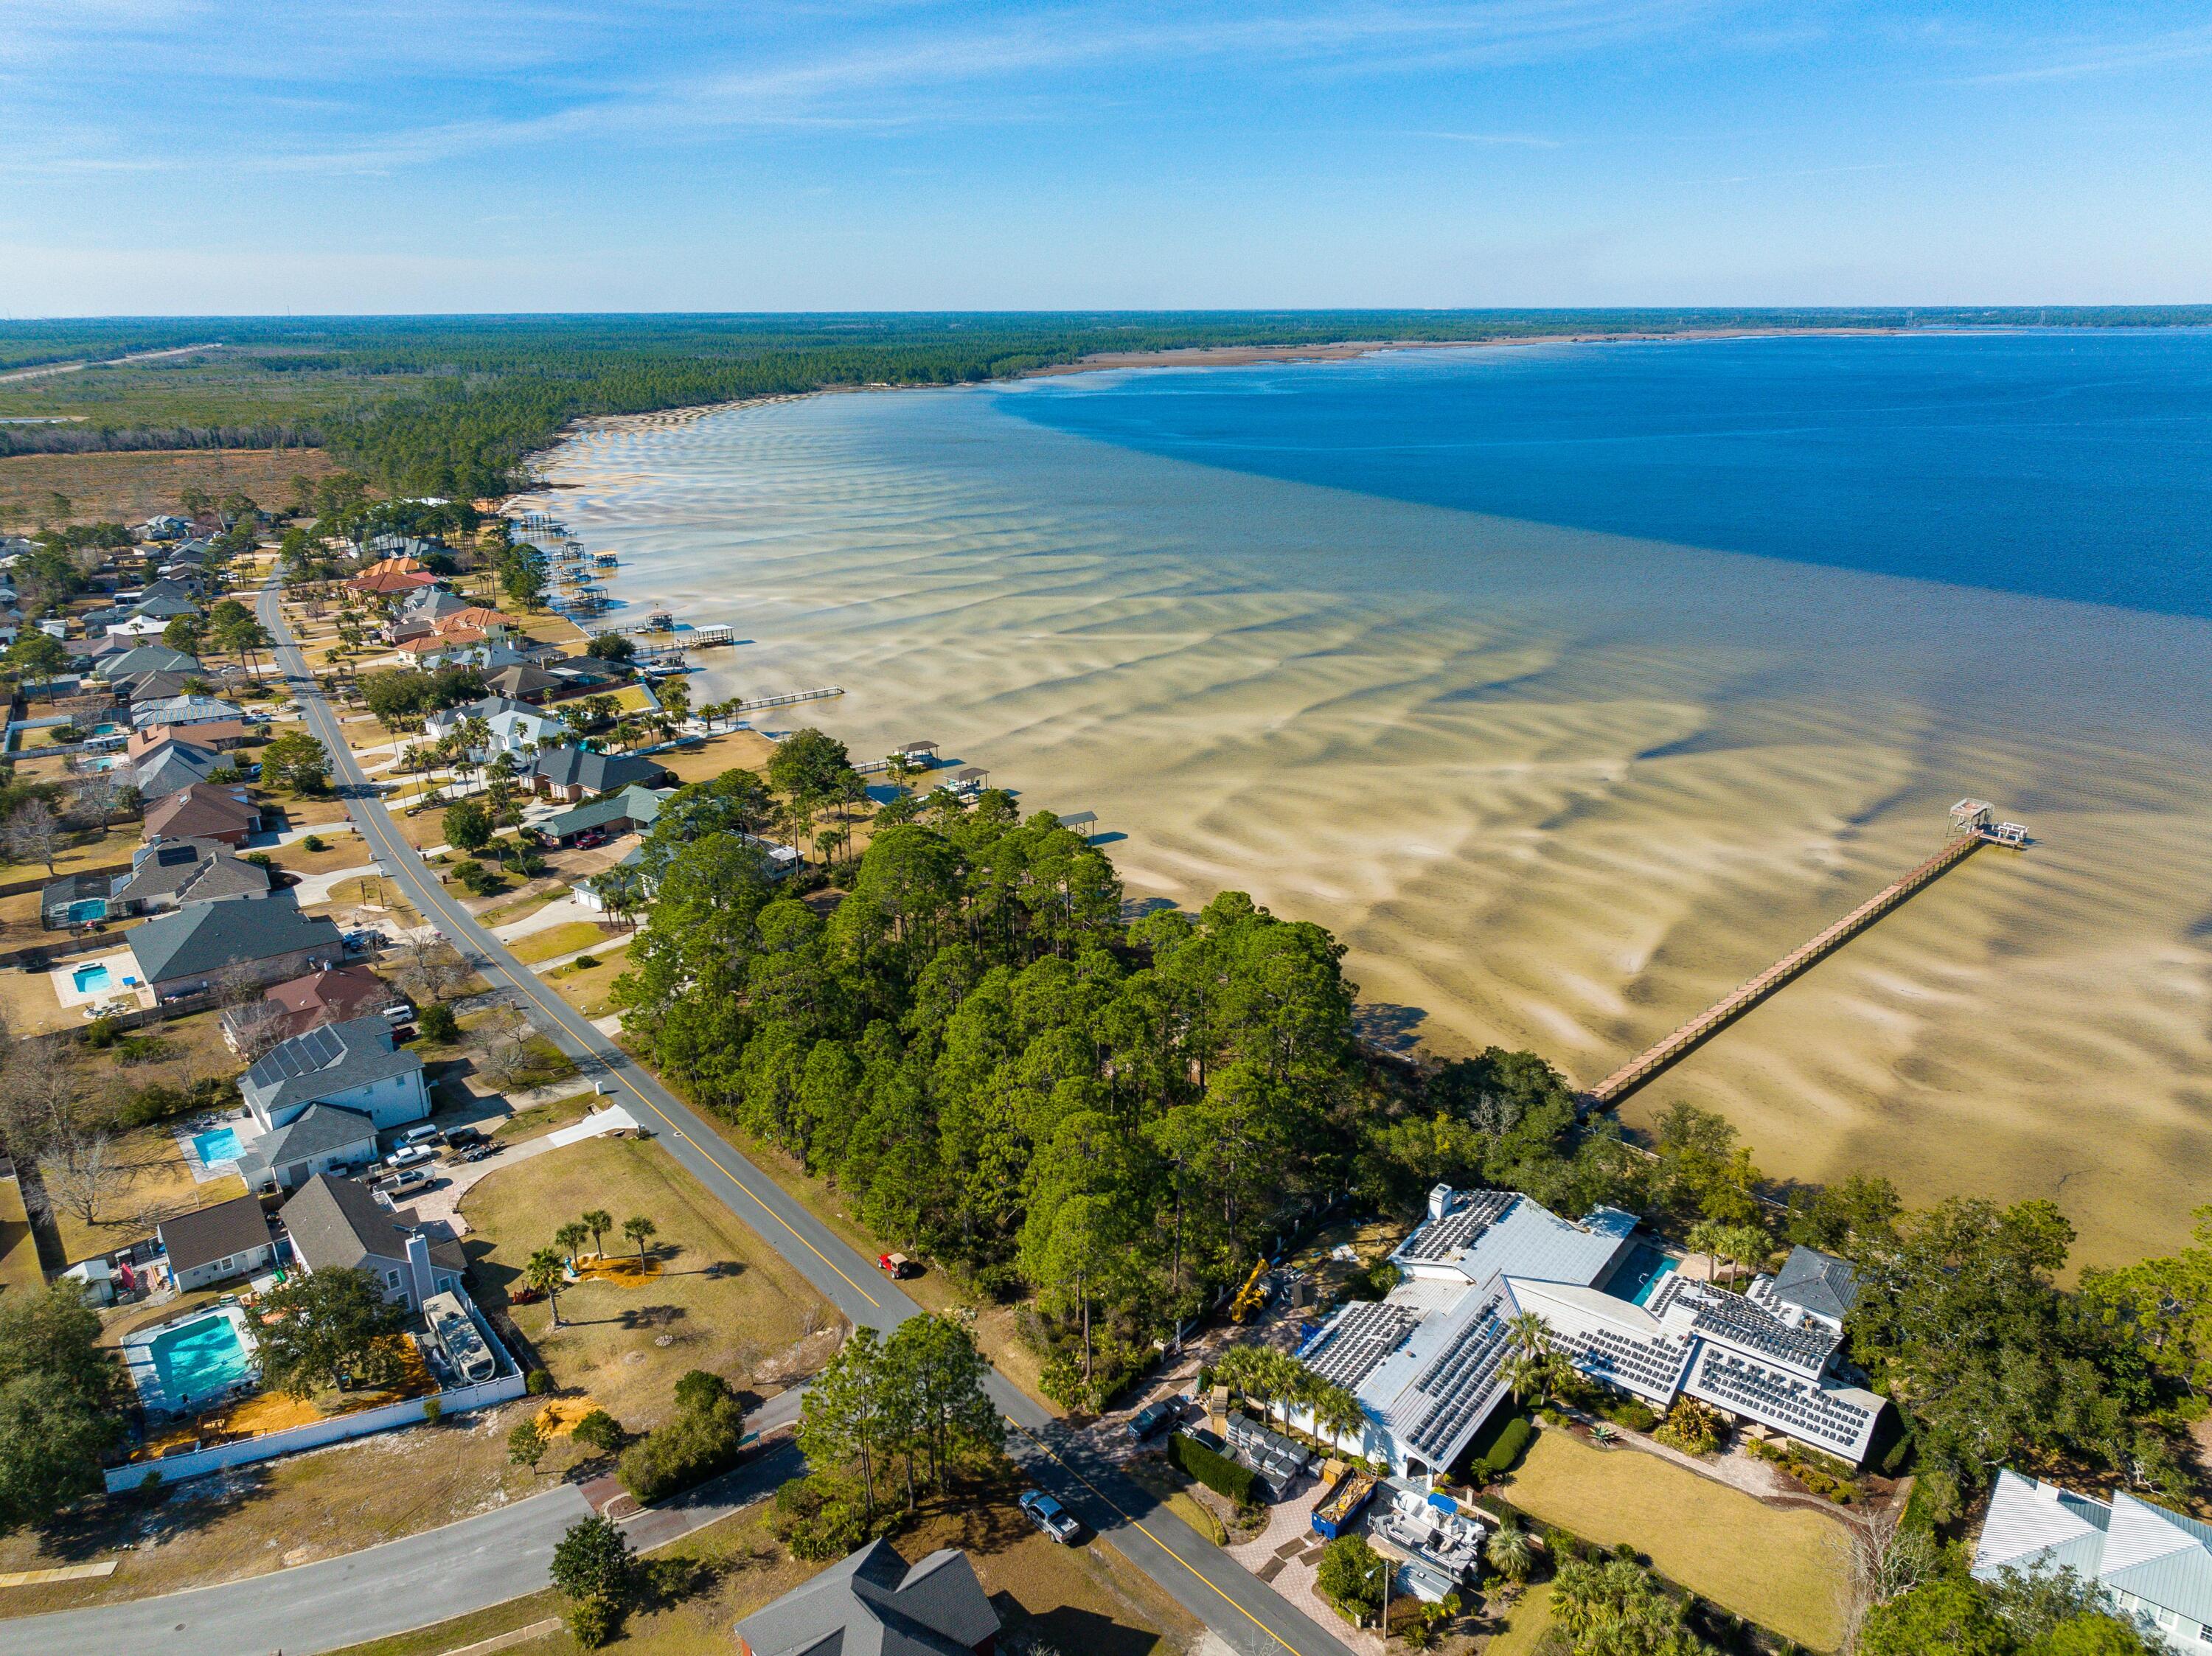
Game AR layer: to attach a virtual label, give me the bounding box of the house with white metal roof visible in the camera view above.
[1291,1186,1887,1480]
[1976,1470,2212,1652]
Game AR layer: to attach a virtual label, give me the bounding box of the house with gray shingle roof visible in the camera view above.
[92,644,198,682]
[236,1103,380,1192]
[527,743,671,802]
[112,836,273,916]
[279,1174,465,1313]
[240,1015,428,1135]
[125,901,343,1001]
[733,1539,1000,1656]
[1977,1471,2212,1651]
[156,1194,276,1293]
[130,694,243,733]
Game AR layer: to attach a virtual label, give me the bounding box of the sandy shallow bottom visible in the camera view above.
[527,387,2212,1269]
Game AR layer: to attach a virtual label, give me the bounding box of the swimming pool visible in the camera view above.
[191,1127,243,1166]
[72,962,111,993]
[65,898,108,925]
[1609,1242,1679,1307]
[143,1312,254,1408]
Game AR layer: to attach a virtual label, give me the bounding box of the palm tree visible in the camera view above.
[622,1214,658,1268]
[581,1208,613,1259]
[554,1220,590,1261]
[524,1245,567,1327]
[1486,1519,1534,1584]
[1500,1312,1565,1408]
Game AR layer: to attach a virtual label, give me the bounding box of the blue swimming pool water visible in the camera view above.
[191,1127,242,1165]
[1610,1243,1678,1307]
[71,962,111,992]
[65,898,107,924]
[147,1313,253,1404]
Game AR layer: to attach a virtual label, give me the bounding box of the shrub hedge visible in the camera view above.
[1169,1432,1256,1504]
[618,1394,745,1503]
[1477,1416,1534,1480]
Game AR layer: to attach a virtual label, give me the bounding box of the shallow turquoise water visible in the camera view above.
[147,1313,252,1402]
[191,1127,242,1165]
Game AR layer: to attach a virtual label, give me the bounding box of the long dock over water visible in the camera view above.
[1582,800,2028,1111]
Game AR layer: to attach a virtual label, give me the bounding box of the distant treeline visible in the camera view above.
[0,423,321,459]
[4,309,2209,496]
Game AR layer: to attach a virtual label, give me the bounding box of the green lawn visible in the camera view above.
[510,920,615,965]
[1498,1429,1850,1652]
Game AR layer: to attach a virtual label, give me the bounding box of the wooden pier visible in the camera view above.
[1582,800,2027,1111]
[743,686,844,711]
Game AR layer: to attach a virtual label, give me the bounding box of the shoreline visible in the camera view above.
[526,323,1960,465]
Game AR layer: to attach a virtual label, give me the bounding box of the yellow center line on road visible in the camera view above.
[321,720,886,1315]
[1003,1416,1303,1656]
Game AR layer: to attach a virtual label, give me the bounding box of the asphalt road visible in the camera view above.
[0,586,1351,1656]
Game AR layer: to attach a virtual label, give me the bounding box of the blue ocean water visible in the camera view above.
[1000,330,2212,620]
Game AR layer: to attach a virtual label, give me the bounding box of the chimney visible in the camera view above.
[1427,1184,1455,1222]
[405,1231,434,1309]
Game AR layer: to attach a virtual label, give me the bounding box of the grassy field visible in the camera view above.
[1486,1579,1557,1655]
[0,1174,42,1296]
[41,1122,245,1270]
[0,447,341,533]
[0,821,140,887]
[1500,1430,1850,1652]
[509,921,618,966]
[327,1477,1201,1656]
[544,949,634,1018]
[459,1135,839,1429]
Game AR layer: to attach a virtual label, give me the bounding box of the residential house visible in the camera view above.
[279,1173,465,1312]
[533,784,670,846]
[732,1540,1000,1656]
[1976,1472,2212,1652]
[102,614,172,641]
[130,694,243,733]
[91,644,198,683]
[156,1194,276,1293]
[129,738,228,799]
[141,780,260,845]
[39,871,116,930]
[526,744,671,802]
[114,670,204,708]
[575,828,795,911]
[235,1103,380,1192]
[434,606,515,639]
[422,695,564,761]
[346,557,437,598]
[1288,1187,1888,1479]
[399,585,470,627]
[125,901,344,1001]
[239,1015,429,1135]
[221,964,403,1055]
[129,718,251,755]
[538,655,626,693]
[111,836,273,915]
[482,661,563,703]
[138,514,191,541]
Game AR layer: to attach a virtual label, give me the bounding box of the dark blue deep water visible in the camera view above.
[1000,330,2212,619]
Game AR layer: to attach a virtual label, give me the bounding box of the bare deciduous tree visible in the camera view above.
[1,799,66,874]
[43,1128,118,1228]
[1841,1506,1940,1653]
[392,939,470,1006]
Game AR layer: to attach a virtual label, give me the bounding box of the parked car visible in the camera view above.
[1018,1490,1081,1545]
[386,1144,436,1170]
[1185,1427,1227,1456]
[444,1126,484,1149]
[381,1168,433,1198]
[877,1252,919,1278]
[398,1124,444,1149]
[1127,1395,1187,1440]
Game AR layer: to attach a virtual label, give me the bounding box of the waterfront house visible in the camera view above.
[732,1540,999,1656]
[422,695,564,761]
[235,1102,381,1192]
[111,837,273,915]
[1976,1472,2212,1652]
[125,902,344,1001]
[346,557,437,598]
[141,780,260,845]
[1288,1186,1886,1480]
[279,1173,465,1312]
[240,1015,428,1135]
[526,743,671,802]
[156,1194,276,1293]
[534,784,670,846]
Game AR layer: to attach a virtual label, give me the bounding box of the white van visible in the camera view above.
[398,1124,443,1149]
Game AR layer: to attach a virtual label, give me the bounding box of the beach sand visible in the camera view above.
[526,386,2212,1270]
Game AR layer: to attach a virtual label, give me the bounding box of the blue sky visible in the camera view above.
[1,1,2207,313]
